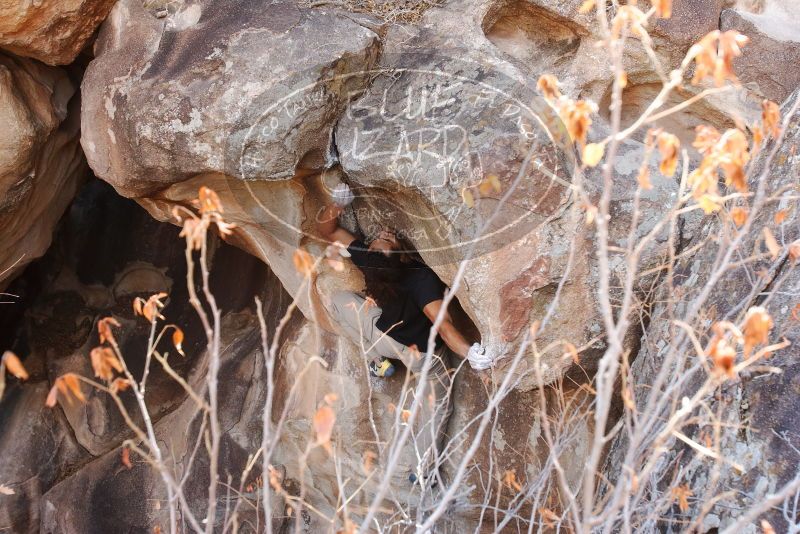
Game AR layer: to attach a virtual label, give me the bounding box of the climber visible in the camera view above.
[316,182,494,378]
[316,181,498,486]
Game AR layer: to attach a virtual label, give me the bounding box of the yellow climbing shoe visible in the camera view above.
[369,358,396,377]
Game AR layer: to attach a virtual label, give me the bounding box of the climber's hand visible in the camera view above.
[467,343,492,370]
[331,182,354,207]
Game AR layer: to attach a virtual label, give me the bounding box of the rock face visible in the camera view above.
[0,0,116,65]
[721,5,800,103]
[606,91,800,532]
[4,180,590,532]
[2,0,800,531]
[81,0,686,389]
[81,0,380,195]
[0,52,86,288]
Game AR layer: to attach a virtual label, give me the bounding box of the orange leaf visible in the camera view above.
[313,404,336,451]
[172,327,185,356]
[536,75,561,101]
[656,131,680,177]
[774,209,789,225]
[401,409,411,423]
[179,217,206,251]
[690,30,748,87]
[730,206,748,227]
[121,447,133,469]
[136,293,167,322]
[762,100,781,139]
[92,347,123,381]
[133,298,144,316]
[97,317,121,345]
[503,469,522,491]
[61,373,86,403]
[763,227,781,259]
[110,378,131,393]
[654,0,672,18]
[558,98,597,145]
[706,335,737,378]
[582,143,605,167]
[292,249,315,277]
[789,240,800,264]
[2,351,28,380]
[198,186,223,214]
[362,450,377,474]
[742,306,773,355]
[671,484,693,512]
[45,385,59,407]
[539,508,560,528]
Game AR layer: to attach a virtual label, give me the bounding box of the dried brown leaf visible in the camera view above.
[90,347,122,381]
[292,249,315,277]
[362,450,377,474]
[198,186,223,214]
[45,384,59,408]
[313,404,336,452]
[503,469,522,492]
[730,206,748,227]
[110,378,132,393]
[2,351,28,380]
[172,327,185,356]
[763,227,781,259]
[121,447,133,469]
[671,484,693,512]
[656,131,680,177]
[789,240,800,264]
[558,99,597,146]
[742,306,773,355]
[97,317,121,346]
[536,75,561,101]
[654,0,672,18]
[582,143,605,167]
[578,0,595,14]
[762,100,781,139]
[62,373,86,403]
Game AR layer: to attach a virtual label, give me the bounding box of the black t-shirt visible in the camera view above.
[347,239,445,352]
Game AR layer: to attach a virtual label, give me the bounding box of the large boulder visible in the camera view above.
[335,14,681,388]
[721,4,800,103]
[81,0,380,194]
[0,0,116,65]
[0,53,86,288]
[82,0,684,389]
[80,0,381,313]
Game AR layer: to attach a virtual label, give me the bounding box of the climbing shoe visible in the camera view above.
[369,358,396,377]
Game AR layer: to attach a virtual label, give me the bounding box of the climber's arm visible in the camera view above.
[422,299,471,358]
[316,203,356,247]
